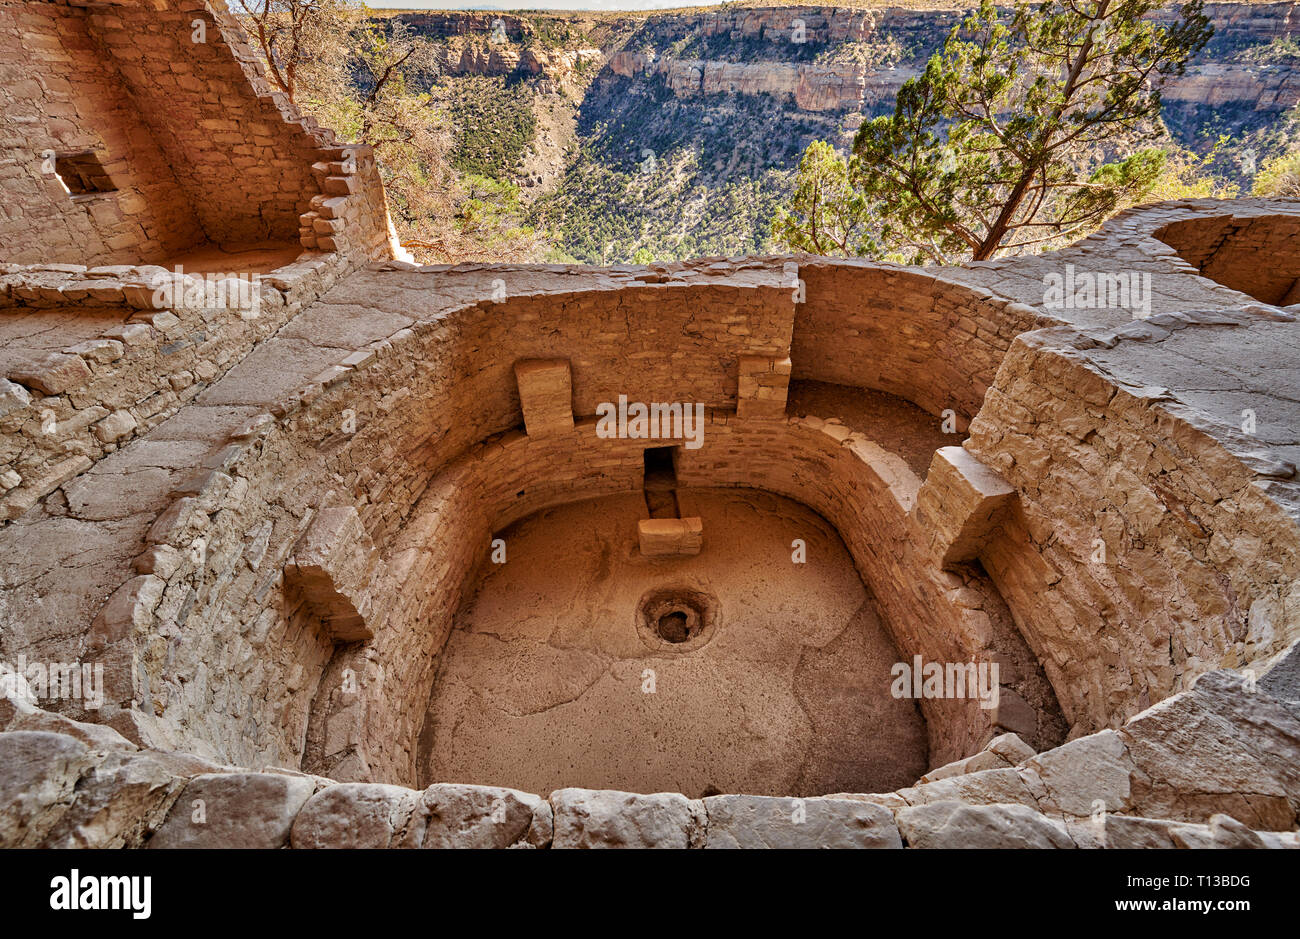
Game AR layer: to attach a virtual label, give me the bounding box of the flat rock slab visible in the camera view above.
[703,795,901,848]
[412,783,551,848]
[149,772,317,849]
[551,788,703,849]
[897,800,1075,849]
[291,783,420,849]
[0,731,98,848]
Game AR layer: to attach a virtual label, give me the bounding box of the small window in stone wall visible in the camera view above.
[53,150,117,198]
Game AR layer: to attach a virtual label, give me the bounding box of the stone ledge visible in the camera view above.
[913,445,1016,565]
[637,516,704,557]
[283,506,379,642]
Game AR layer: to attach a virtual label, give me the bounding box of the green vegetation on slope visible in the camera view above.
[440,75,539,179]
[529,78,851,261]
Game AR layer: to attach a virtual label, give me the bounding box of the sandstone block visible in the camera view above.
[6,708,137,754]
[1024,729,1134,817]
[291,783,421,849]
[284,506,378,641]
[102,323,152,346]
[9,353,92,395]
[703,795,901,849]
[3,455,92,520]
[1117,670,1300,829]
[43,749,221,849]
[918,734,1035,783]
[897,801,1075,848]
[514,358,573,437]
[637,516,703,557]
[913,446,1016,565]
[93,409,138,443]
[987,732,1037,765]
[1065,813,1180,849]
[150,773,316,848]
[0,378,32,418]
[409,783,551,848]
[898,767,1040,809]
[64,339,124,363]
[0,732,99,848]
[88,575,166,650]
[551,788,702,848]
[736,354,791,420]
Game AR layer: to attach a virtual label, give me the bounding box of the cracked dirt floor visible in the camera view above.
[418,487,928,798]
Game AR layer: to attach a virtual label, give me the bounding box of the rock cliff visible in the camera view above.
[401,4,1300,115]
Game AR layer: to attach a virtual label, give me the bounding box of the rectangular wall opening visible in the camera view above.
[643,445,680,519]
[53,150,118,198]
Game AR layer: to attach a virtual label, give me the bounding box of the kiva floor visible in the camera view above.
[419,487,929,798]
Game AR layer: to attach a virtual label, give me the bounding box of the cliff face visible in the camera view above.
[1156,0,1300,40]
[397,11,534,41]
[1164,64,1300,110]
[398,4,1300,115]
[610,52,913,111]
[653,2,1300,45]
[615,58,1300,115]
[600,4,1300,115]
[436,43,604,82]
[649,5,962,44]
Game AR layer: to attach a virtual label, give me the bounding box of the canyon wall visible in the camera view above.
[611,54,918,112]
[405,4,1300,115]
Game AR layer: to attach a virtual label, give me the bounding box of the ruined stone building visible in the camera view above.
[1,0,1298,849]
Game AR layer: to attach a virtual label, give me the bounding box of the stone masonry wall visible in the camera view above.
[67,274,797,771]
[309,271,796,552]
[121,403,1066,783]
[0,0,397,267]
[967,324,1300,737]
[4,663,1299,847]
[792,262,1055,428]
[0,1,208,265]
[87,0,320,246]
[100,0,395,258]
[0,254,350,524]
[7,201,1300,799]
[70,265,1076,780]
[0,5,1297,843]
[309,414,1066,784]
[1155,213,1300,306]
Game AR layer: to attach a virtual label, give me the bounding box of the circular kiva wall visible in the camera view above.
[1154,214,1300,307]
[87,259,1296,794]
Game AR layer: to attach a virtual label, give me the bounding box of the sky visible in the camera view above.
[364,1,728,9]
